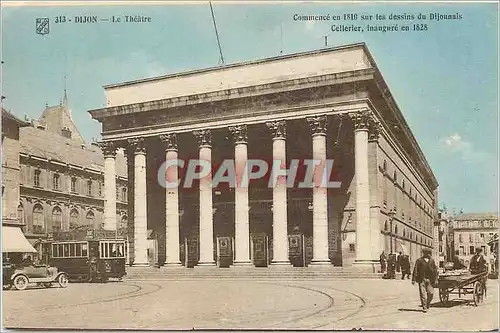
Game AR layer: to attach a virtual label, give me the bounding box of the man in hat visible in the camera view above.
[412,248,438,313]
[469,247,487,274]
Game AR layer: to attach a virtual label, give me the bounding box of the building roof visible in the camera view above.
[19,126,127,177]
[36,96,86,144]
[1,108,30,127]
[454,213,499,220]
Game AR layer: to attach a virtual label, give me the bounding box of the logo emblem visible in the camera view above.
[36,18,49,35]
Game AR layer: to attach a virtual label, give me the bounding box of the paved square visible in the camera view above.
[2,278,498,330]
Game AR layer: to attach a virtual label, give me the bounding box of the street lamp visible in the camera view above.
[388,208,396,254]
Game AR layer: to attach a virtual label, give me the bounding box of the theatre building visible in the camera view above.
[89,43,438,270]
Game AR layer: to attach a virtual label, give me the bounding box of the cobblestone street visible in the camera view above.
[3,278,498,330]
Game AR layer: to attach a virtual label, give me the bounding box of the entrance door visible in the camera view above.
[184,237,199,268]
[252,233,269,267]
[216,236,233,267]
[289,234,305,267]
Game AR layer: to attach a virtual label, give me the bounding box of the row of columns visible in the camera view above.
[100,111,381,267]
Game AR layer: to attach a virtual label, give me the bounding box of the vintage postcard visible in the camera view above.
[1,0,498,331]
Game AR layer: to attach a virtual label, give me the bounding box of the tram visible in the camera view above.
[45,238,127,282]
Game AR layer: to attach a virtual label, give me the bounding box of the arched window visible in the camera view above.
[403,229,406,238]
[52,206,63,232]
[69,209,79,230]
[17,203,24,225]
[122,188,127,202]
[32,204,44,234]
[394,225,398,235]
[86,210,95,229]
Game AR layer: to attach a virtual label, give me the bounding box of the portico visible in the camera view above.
[89,43,438,270]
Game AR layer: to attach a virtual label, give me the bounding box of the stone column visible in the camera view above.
[368,120,382,266]
[266,120,290,266]
[160,134,182,267]
[100,141,117,231]
[350,111,374,267]
[125,146,135,266]
[193,129,215,266]
[229,125,252,266]
[129,138,148,266]
[307,115,330,265]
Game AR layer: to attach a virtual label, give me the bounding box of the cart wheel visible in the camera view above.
[473,282,483,306]
[13,275,29,291]
[42,282,52,288]
[439,289,449,303]
[57,274,69,288]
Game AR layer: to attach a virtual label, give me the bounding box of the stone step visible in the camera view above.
[124,266,384,280]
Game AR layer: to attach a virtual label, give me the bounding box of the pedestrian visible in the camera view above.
[469,247,487,274]
[387,253,396,279]
[469,247,488,298]
[396,251,402,273]
[412,248,438,313]
[401,254,411,280]
[380,251,387,273]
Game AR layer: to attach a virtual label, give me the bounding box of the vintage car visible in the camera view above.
[3,262,69,291]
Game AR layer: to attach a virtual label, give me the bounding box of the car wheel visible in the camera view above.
[58,274,69,288]
[13,275,29,291]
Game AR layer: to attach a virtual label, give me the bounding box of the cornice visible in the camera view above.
[89,68,375,119]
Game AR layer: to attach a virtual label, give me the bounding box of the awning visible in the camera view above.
[2,226,38,253]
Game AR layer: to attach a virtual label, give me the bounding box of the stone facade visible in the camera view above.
[89,43,439,269]
[452,212,498,272]
[3,97,129,244]
[2,108,29,226]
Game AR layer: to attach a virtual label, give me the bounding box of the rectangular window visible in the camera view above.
[53,174,60,190]
[349,243,355,252]
[469,246,475,255]
[459,246,464,255]
[71,177,77,193]
[87,180,92,196]
[34,170,41,187]
[98,182,102,197]
[82,243,88,257]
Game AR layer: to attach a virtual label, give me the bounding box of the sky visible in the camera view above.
[1,1,498,213]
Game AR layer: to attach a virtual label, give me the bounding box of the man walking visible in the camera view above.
[401,254,411,280]
[412,248,438,313]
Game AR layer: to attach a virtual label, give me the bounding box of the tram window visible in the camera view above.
[76,243,81,257]
[70,243,76,257]
[111,243,117,257]
[63,244,70,257]
[117,244,124,257]
[82,243,88,256]
[52,245,58,257]
[58,244,64,257]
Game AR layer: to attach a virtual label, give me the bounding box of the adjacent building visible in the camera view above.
[89,43,439,269]
[434,210,452,268]
[452,212,498,272]
[3,94,129,251]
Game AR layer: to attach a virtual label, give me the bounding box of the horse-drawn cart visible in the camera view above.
[438,270,488,306]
